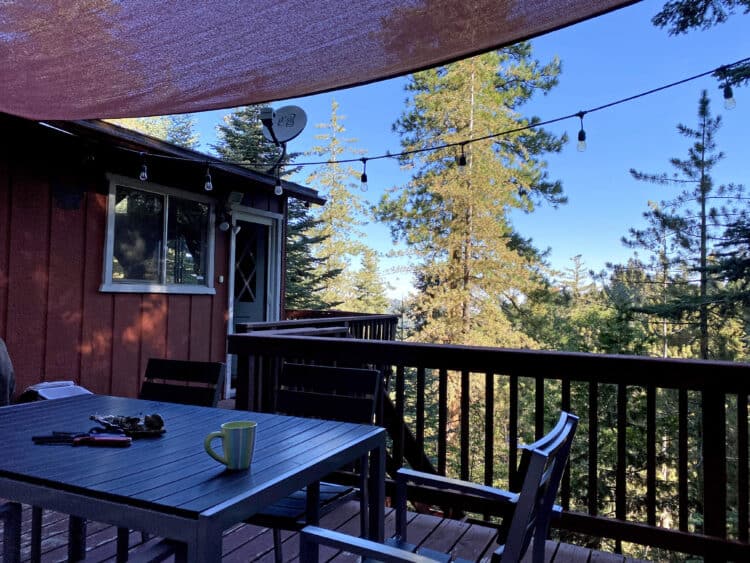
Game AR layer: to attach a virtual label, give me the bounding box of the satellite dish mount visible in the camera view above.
[260,105,307,175]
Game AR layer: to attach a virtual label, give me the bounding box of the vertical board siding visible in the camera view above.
[45,173,85,380]
[189,297,213,361]
[0,137,234,398]
[111,294,143,398]
[0,141,9,341]
[166,295,191,359]
[79,190,114,395]
[5,161,51,385]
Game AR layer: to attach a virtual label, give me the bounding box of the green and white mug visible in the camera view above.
[204,421,257,470]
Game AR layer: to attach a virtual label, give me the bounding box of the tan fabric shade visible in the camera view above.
[0,0,637,120]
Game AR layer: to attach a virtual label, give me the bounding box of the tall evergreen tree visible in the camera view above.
[213,106,279,168]
[166,114,199,149]
[349,249,392,313]
[305,100,381,310]
[376,47,566,346]
[108,116,199,148]
[623,91,746,360]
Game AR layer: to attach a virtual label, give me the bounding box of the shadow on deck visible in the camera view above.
[0,501,649,563]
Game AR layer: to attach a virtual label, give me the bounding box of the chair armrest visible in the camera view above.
[301,526,437,563]
[397,468,518,505]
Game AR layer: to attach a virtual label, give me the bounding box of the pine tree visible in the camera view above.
[623,91,746,360]
[305,100,380,310]
[107,116,200,148]
[213,106,279,168]
[285,200,340,310]
[376,47,565,346]
[166,114,199,149]
[349,249,392,313]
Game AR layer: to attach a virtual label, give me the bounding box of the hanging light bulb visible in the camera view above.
[576,112,587,152]
[457,143,467,170]
[204,165,213,192]
[723,84,737,110]
[273,173,284,195]
[139,153,148,181]
[360,158,368,192]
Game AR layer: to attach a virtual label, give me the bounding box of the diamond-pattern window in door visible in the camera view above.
[235,231,257,303]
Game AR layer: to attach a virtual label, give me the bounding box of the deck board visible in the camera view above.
[0,501,644,562]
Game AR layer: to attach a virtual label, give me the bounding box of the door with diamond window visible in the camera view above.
[233,220,268,328]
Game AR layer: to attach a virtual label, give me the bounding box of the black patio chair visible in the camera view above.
[301,411,579,563]
[127,361,382,563]
[113,358,225,562]
[246,362,382,563]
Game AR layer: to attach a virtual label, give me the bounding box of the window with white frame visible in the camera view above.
[101,175,215,294]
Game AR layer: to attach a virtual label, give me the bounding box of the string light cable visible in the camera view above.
[44,56,748,187]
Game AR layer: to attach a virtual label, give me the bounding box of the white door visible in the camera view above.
[226,208,282,396]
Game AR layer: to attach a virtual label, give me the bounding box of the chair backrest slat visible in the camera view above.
[496,411,579,563]
[139,358,226,407]
[276,363,381,425]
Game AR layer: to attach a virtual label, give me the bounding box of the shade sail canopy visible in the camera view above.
[0,0,636,120]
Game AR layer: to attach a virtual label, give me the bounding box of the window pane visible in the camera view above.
[112,186,164,282]
[167,197,209,285]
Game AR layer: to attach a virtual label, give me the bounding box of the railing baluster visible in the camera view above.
[647,384,656,527]
[616,383,627,554]
[535,375,544,440]
[416,367,425,455]
[561,378,571,510]
[739,393,749,543]
[509,374,519,488]
[438,367,448,476]
[394,365,405,469]
[703,388,727,539]
[460,369,470,481]
[485,371,494,487]
[589,381,599,517]
[679,388,689,532]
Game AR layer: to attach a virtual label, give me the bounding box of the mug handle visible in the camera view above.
[204,431,227,465]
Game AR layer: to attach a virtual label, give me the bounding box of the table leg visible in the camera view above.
[68,516,86,561]
[2,502,21,563]
[367,440,385,542]
[305,481,321,525]
[189,518,223,563]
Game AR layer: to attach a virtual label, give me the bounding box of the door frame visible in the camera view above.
[225,206,283,396]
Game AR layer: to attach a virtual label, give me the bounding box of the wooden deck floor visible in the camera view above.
[0,501,648,563]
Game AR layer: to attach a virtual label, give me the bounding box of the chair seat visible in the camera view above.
[247,482,356,527]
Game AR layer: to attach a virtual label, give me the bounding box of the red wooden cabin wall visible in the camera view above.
[0,126,233,398]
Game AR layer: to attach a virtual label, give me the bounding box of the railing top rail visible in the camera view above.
[228,332,750,392]
[238,314,398,332]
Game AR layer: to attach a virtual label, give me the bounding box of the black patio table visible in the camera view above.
[0,394,386,562]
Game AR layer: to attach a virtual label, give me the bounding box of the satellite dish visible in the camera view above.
[261,105,307,144]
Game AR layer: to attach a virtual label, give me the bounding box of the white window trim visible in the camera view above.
[100,173,216,295]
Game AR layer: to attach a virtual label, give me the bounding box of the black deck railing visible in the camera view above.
[227,330,750,561]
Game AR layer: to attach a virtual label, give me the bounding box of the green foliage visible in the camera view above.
[305,100,389,310]
[378,47,565,346]
[213,106,280,169]
[285,199,340,310]
[618,91,747,360]
[107,115,199,148]
[652,0,750,86]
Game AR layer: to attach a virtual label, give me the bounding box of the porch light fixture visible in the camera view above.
[576,111,587,152]
[217,212,230,232]
[139,153,148,181]
[360,158,368,192]
[723,84,736,110]
[204,164,213,192]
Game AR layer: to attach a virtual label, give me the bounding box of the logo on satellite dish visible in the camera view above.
[260,105,307,145]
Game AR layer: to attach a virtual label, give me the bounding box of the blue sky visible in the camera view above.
[193,0,750,298]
